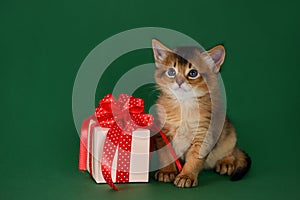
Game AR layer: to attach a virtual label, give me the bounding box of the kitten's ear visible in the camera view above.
[207,45,226,73]
[152,39,170,62]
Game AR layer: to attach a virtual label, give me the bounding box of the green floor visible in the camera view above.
[1,0,299,199]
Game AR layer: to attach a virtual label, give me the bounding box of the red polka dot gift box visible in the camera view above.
[78,94,154,190]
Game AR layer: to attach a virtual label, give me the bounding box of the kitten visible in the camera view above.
[152,39,251,188]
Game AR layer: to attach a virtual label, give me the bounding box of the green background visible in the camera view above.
[1,0,299,199]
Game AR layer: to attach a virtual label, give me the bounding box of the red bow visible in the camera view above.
[95,94,153,190]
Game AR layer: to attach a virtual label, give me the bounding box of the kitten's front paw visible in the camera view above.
[154,170,178,182]
[174,173,198,188]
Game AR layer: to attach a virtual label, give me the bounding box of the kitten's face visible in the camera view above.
[154,52,207,100]
[152,39,225,100]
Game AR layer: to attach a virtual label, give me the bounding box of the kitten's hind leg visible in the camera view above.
[215,147,251,181]
[215,154,235,176]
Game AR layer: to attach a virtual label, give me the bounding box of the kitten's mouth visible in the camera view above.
[170,84,191,94]
[169,85,195,100]
[175,87,187,92]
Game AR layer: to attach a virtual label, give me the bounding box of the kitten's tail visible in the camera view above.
[230,147,252,181]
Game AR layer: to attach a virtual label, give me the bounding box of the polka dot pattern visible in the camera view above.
[116,132,132,183]
[95,94,154,190]
[101,125,121,191]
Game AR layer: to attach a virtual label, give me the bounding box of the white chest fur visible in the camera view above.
[171,98,200,159]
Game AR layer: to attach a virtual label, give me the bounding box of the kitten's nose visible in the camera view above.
[175,78,184,86]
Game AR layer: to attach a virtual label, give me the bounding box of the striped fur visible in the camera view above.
[152,39,251,188]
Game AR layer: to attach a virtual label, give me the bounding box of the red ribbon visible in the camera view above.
[95,94,154,190]
[78,115,99,175]
[151,125,183,172]
[78,116,94,171]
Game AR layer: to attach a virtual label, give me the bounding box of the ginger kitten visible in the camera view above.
[152,39,251,188]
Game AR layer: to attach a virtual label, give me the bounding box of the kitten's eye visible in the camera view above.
[188,69,199,78]
[167,68,176,77]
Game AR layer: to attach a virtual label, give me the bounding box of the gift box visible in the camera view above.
[85,117,150,183]
[78,94,154,190]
